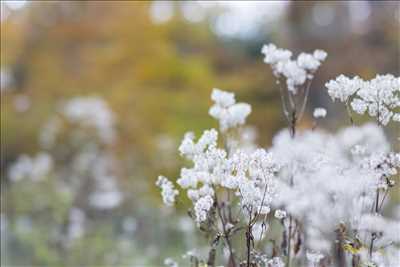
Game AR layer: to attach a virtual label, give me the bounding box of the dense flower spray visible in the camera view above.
[157,44,399,267]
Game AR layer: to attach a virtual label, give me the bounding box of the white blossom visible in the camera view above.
[325,74,363,102]
[313,107,327,118]
[209,88,251,132]
[211,88,235,107]
[156,70,399,265]
[313,50,328,61]
[350,74,400,125]
[156,176,179,206]
[297,53,321,71]
[194,195,214,223]
[261,44,292,65]
[262,43,327,94]
[326,74,400,125]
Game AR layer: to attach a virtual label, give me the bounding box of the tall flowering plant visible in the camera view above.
[157,44,400,267]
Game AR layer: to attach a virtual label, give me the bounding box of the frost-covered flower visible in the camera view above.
[178,129,218,159]
[156,176,179,206]
[269,123,399,253]
[326,74,400,125]
[297,53,322,71]
[313,107,327,118]
[209,88,251,132]
[350,74,400,125]
[313,50,328,61]
[156,72,399,266]
[194,195,214,223]
[325,75,363,102]
[160,90,279,228]
[211,88,235,107]
[262,43,327,94]
[261,44,292,65]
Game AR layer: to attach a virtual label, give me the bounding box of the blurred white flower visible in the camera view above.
[156,176,179,207]
[313,107,327,118]
[62,97,116,144]
[8,152,53,182]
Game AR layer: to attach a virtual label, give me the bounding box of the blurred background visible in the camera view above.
[1,1,399,266]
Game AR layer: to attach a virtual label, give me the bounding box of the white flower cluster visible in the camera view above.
[261,44,327,93]
[325,75,363,102]
[62,97,116,143]
[156,176,179,207]
[8,152,53,182]
[158,89,279,225]
[40,97,124,211]
[270,123,399,253]
[156,49,399,267]
[326,74,400,125]
[313,107,327,119]
[209,88,251,132]
[193,195,214,223]
[177,130,278,223]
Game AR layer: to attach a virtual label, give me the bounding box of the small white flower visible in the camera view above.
[313,49,328,61]
[156,176,179,206]
[325,75,363,102]
[209,88,251,132]
[326,74,399,125]
[262,43,327,94]
[313,107,327,118]
[211,88,235,107]
[194,195,214,223]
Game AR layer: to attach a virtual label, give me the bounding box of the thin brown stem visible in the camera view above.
[369,189,380,258]
[215,193,236,267]
[345,101,354,125]
[246,212,253,267]
[287,216,293,267]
